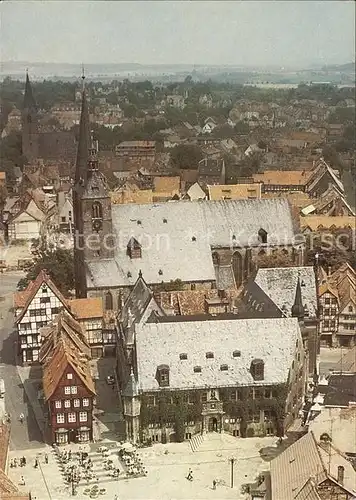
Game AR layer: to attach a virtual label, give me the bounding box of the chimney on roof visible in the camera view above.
[337,466,344,485]
[327,266,332,276]
[218,289,226,299]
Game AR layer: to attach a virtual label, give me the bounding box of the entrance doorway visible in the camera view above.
[69,429,77,443]
[208,417,218,432]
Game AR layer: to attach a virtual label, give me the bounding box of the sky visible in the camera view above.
[1,1,355,67]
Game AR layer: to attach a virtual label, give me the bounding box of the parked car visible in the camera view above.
[106,375,115,385]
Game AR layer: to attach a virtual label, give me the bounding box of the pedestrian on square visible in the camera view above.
[212,480,217,490]
[34,458,39,469]
[114,495,118,500]
[19,476,25,485]
[186,469,193,481]
[13,458,17,467]
[22,456,26,466]
[19,413,24,424]
[44,453,48,464]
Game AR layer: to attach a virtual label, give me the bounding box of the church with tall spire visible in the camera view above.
[21,72,77,163]
[22,71,39,162]
[73,82,114,299]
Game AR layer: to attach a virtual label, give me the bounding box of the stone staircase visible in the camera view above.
[189,433,205,452]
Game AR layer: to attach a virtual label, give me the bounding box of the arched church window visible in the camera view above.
[105,291,113,310]
[92,202,103,220]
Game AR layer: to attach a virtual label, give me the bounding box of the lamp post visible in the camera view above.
[229,457,236,488]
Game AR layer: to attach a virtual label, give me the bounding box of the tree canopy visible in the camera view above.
[17,238,74,296]
[170,144,203,170]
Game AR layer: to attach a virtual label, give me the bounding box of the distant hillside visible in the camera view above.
[321,62,355,72]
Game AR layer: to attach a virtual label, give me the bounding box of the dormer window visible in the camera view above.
[163,218,167,223]
[220,364,228,371]
[127,237,142,259]
[156,364,169,387]
[233,350,241,358]
[250,359,264,381]
[179,353,188,360]
[206,352,214,359]
[41,286,48,294]
[158,269,163,275]
[192,236,196,242]
[193,366,202,373]
[258,228,267,244]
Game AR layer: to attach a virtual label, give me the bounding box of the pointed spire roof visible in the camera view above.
[23,71,37,110]
[75,89,90,189]
[292,276,304,319]
[122,367,139,397]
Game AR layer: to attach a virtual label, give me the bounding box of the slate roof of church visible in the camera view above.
[135,317,301,392]
[254,266,318,318]
[86,199,297,289]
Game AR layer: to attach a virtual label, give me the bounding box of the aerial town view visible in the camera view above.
[0,1,355,499]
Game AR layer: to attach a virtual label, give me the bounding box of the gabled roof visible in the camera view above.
[186,182,206,201]
[121,274,163,328]
[319,282,339,299]
[270,431,356,500]
[39,310,90,364]
[323,373,356,407]
[254,266,318,318]
[309,184,355,216]
[42,320,95,401]
[14,269,69,323]
[306,158,344,194]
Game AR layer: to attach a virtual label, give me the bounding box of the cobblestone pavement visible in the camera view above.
[7,433,276,499]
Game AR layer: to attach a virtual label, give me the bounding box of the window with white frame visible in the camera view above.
[64,386,71,395]
[82,398,89,407]
[67,373,73,380]
[68,413,76,423]
[55,401,62,409]
[79,412,87,422]
[64,400,71,408]
[56,413,65,424]
[73,399,80,408]
[71,386,77,394]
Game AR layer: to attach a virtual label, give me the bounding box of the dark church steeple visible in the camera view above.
[22,71,39,162]
[24,71,37,111]
[73,73,114,299]
[73,72,91,299]
[75,89,90,191]
[292,276,304,319]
